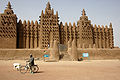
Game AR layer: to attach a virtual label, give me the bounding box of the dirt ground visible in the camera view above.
[0,60,120,80]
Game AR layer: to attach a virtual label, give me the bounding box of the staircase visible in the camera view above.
[59,51,72,61]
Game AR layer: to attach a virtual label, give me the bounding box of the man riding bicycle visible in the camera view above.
[20,54,39,74]
[27,54,34,74]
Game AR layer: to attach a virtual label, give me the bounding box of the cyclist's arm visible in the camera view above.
[26,59,30,62]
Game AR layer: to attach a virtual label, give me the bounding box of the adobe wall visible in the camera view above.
[0,49,50,60]
[0,48,120,60]
[78,48,120,60]
[0,38,16,49]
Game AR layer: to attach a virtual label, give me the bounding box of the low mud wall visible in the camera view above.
[0,49,50,60]
[0,48,120,60]
[78,48,120,60]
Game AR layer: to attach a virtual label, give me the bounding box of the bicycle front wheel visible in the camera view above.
[32,65,39,73]
[20,66,28,74]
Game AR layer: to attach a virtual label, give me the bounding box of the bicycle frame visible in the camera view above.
[20,61,39,74]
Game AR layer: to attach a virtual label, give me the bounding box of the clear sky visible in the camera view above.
[0,0,120,47]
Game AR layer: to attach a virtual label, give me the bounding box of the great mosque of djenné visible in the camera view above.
[0,2,114,49]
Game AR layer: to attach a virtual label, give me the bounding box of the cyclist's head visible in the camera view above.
[30,54,32,57]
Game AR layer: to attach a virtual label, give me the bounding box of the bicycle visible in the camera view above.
[20,61,39,74]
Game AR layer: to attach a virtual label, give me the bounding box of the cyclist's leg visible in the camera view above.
[29,65,32,73]
[29,63,32,73]
[30,66,34,74]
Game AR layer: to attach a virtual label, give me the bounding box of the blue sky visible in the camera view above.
[0,0,120,47]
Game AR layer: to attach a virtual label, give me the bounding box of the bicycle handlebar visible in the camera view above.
[26,60,29,62]
[25,61,30,65]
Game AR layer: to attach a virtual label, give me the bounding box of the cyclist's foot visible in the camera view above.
[30,70,34,74]
[31,72,34,74]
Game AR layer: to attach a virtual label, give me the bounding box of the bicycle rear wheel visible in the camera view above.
[32,65,39,73]
[20,66,28,74]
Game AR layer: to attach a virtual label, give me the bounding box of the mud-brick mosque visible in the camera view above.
[0,2,117,61]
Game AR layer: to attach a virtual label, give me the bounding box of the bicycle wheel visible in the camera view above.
[32,65,39,73]
[20,66,28,74]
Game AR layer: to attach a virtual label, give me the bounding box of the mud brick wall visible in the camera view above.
[78,48,120,60]
[0,38,16,49]
[0,48,120,60]
[0,49,50,60]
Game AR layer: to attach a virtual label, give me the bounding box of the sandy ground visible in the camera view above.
[0,60,120,80]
